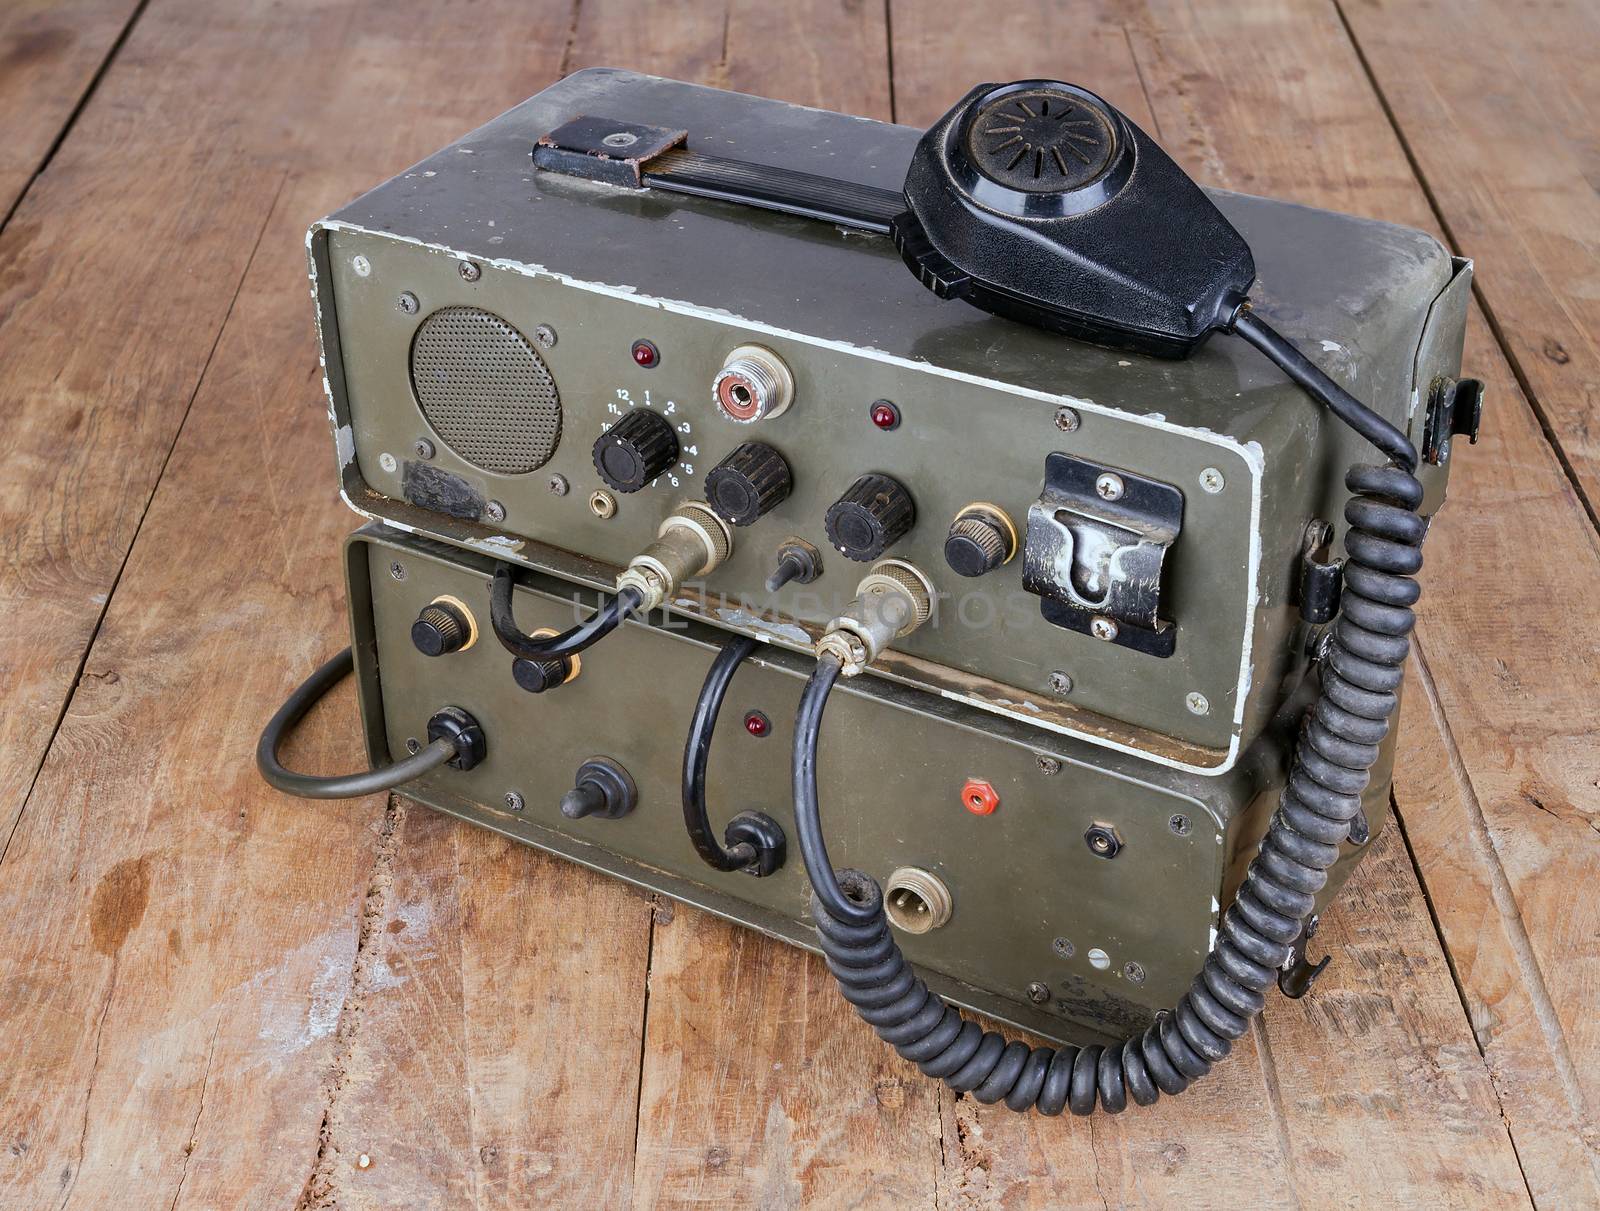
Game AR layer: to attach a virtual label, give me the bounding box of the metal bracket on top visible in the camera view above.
[1022,453,1184,658]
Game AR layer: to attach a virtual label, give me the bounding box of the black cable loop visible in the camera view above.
[793,308,1433,1111]
[257,648,460,799]
[490,563,643,661]
[682,635,774,874]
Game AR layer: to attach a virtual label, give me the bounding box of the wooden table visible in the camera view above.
[2,1,1595,1206]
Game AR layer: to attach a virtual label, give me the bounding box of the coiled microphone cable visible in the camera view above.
[793,310,1436,1114]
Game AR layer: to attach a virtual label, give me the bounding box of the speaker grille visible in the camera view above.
[409,306,561,474]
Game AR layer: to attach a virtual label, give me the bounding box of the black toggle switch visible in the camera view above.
[412,601,471,656]
[559,756,638,820]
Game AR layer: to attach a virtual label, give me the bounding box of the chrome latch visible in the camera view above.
[1022,453,1184,657]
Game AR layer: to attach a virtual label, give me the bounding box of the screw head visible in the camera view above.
[405,737,421,755]
[1047,670,1073,695]
[351,254,372,277]
[1168,813,1192,836]
[1054,406,1081,432]
[1123,961,1147,984]
[378,451,397,473]
[534,323,558,349]
[1090,616,1119,642]
[457,260,481,282]
[1185,691,1210,715]
[396,291,419,314]
[1052,936,1075,958]
[504,791,525,812]
[1036,754,1062,776]
[1027,981,1051,1005]
[1094,473,1124,501]
[484,500,507,523]
[389,561,407,581]
[1200,467,1225,494]
[602,131,639,148]
[547,473,569,497]
[414,438,436,460]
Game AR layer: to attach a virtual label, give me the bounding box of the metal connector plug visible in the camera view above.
[815,559,934,676]
[615,501,734,612]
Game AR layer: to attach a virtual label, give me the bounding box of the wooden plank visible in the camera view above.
[1337,0,1600,517]
[1116,0,1600,1204]
[892,4,1535,1204]
[0,0,143,220]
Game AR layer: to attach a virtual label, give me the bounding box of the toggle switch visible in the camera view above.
[559,756,638,820]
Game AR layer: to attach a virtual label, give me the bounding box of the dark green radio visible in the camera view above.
[260,69,1479,1116]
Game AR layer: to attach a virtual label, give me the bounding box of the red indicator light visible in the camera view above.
[870,400,900,430]
[631,339,660,368]
[744,711,771,738]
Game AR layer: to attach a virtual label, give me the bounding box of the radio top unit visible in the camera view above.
[263,69,1482,1121]
[305,69,1473,775]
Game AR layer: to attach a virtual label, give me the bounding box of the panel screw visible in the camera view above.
[602,131,639,148]
[504,791,525,812]
[352,255,372,277]
[1027,981,1051,1004]
[1052,936,1075,958]
[1168,813,1191,836]
[1185,691,1210,715]
[1094,472,1124,501]
[484,500,507,523]
[378,452,397,473]
[547,473,569,496]
[405,737,421,754]
[1047,671,1073,695]
[414,438,436,459]
[1090,616,1119,642]
[389,561,406,580]
[534,323,557,349]
[1054,407,1081,432]
[397,291,419,314]
[457,260,481,282]
[1123,961,1147,984]
[1036,754,1062,776]
[1200,467,1225,494]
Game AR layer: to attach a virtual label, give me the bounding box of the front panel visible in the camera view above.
[349,527,1271,1045]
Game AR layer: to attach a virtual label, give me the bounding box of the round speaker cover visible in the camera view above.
[409,306,561,474]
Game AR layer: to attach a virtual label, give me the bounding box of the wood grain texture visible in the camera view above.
[0,0,143,219]
[1337,0,1600,517]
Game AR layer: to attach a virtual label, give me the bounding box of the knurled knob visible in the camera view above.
[592,408,679,493]
[411,602,469,656]
[706,442,793,526]
[824,473,915,562]
[943,507,1014,578]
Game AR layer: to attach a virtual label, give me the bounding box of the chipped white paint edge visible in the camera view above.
[313,220,1268,777]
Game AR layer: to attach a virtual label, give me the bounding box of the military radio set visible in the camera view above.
[259,69,1481,1116]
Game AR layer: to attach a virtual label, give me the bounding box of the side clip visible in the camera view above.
[1022,453,1183,657]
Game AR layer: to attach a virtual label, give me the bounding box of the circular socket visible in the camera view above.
[713,345,794,423]
[884,868,953,934]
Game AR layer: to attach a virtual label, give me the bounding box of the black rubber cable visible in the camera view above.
[794,316,1432,1114]
[256,648,459,799]
[490,564,644,661]
[682,635,762,872]
[1231,308,1418,472]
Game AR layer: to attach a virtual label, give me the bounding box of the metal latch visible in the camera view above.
[1022,453,1184,657]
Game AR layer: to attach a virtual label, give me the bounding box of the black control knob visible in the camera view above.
[511,655,571,694]
[592,409,679,494]
[705,442,792,526]
[824,473,915,561]
[411,601,470,656]
[559,757,638,821]
[943,506,1015,578]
